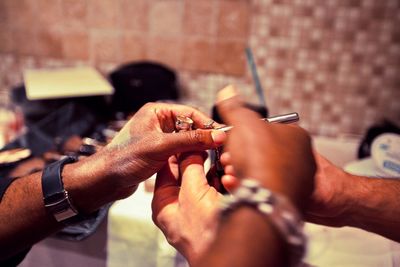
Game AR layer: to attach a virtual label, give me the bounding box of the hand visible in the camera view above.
[102,102,225,183]
[220,151,353,226]
[305,152,354,227]
[216,85,316,211]
[69,102,226,213]
[152,152,221,265]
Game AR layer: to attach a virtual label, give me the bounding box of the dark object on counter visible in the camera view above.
[1,248,31,267]
[2,102,98,157]
[0,102,98,183]
[0,102,108,248]
[211,103,268,123]
[358,120,400,159]
[11,85,111,126]
[109,61,180,115]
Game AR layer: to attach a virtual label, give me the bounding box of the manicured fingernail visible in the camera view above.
[211,130,226,145]
[217,85,239,103]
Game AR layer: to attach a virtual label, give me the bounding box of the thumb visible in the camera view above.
[161,129,226,155]
[216,84,262,127]
[179,151,209,194]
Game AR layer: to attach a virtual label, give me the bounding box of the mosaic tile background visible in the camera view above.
[0,0,399,137]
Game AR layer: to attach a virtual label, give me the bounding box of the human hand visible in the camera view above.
[216,85,316,211]
[220,151,353,226]
[99,102,226,185]
[67,102,226,213]
[305,152,354,227]
[152,152,221,265]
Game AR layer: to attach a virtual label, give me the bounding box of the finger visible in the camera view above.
[221,174,240,193]
[154,156,179,191]
[224,165,235,175]
[161,129,226,155]
[160,103,217,129]
[152,156,180,216]
[153,103,214,132]
[220,152,231,166]
[216,85,262,127]
[179,151,208,192]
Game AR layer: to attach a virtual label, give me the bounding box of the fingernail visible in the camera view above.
[211,130,226,145]
[216,85,239,103]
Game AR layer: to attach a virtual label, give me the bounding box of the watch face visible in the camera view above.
[0,148,31,166]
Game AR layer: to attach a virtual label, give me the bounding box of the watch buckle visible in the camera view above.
[44,191,78,222]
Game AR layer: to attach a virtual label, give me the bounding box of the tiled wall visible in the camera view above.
[0,0,399,137]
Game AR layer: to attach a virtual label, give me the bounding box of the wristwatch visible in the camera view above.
[41,156,79,223]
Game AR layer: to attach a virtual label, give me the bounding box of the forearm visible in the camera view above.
[0,172,62,259]
[0,155,114,260]
[341,174,400,242]
[193,207,288,267]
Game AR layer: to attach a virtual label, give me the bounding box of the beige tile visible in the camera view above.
[121,33,147,63]
[0,1,9,24]
[182,38,215,72]
[149,1,183,36]
[217,0,250,39]
[91,32,121,63]
[62,0,88,29]
[36,0,62,27]
[215,40,246,76]
[119,0,149,32]
[87,0,119,29]
[12,29,37,56]
[62,31,90,60]
[6,0,36,30]
[184,1,215,36]
[0,24,13,53]
[36,29,63,58]
[146,36,182,69]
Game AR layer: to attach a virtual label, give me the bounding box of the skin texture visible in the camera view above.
[152,152,221,264]
[152,85,316,267]
[222,146,400,243]
[306,153,400,242]
[0,102,226,261]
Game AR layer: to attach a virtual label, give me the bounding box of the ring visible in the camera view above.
[175,115,194,131]
[203,120,215,129]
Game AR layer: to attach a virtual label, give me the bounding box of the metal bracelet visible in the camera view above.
[220,179,307,267]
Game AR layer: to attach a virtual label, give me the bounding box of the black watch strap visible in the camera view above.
[42,156,80,224]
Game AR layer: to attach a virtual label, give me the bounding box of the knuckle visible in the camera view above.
[188,130,207,145]
[142,102,156,110]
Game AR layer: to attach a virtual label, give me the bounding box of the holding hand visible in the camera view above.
[70,102,226,213]
[152,152,222,265]
[216,85,315,211]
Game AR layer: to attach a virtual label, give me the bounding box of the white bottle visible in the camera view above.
[371,133,400,178]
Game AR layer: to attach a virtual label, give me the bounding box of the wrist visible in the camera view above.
[341,174,374,228]
[220,179,306,266]
[198,206,287,267]
[63,150,141,214]
[61,153,117,213]
[250,171,309,213]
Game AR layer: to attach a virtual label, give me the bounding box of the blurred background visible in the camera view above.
[1,1,400,266]
[0,0,399,137]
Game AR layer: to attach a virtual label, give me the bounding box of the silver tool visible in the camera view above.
[214,112,299,132]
